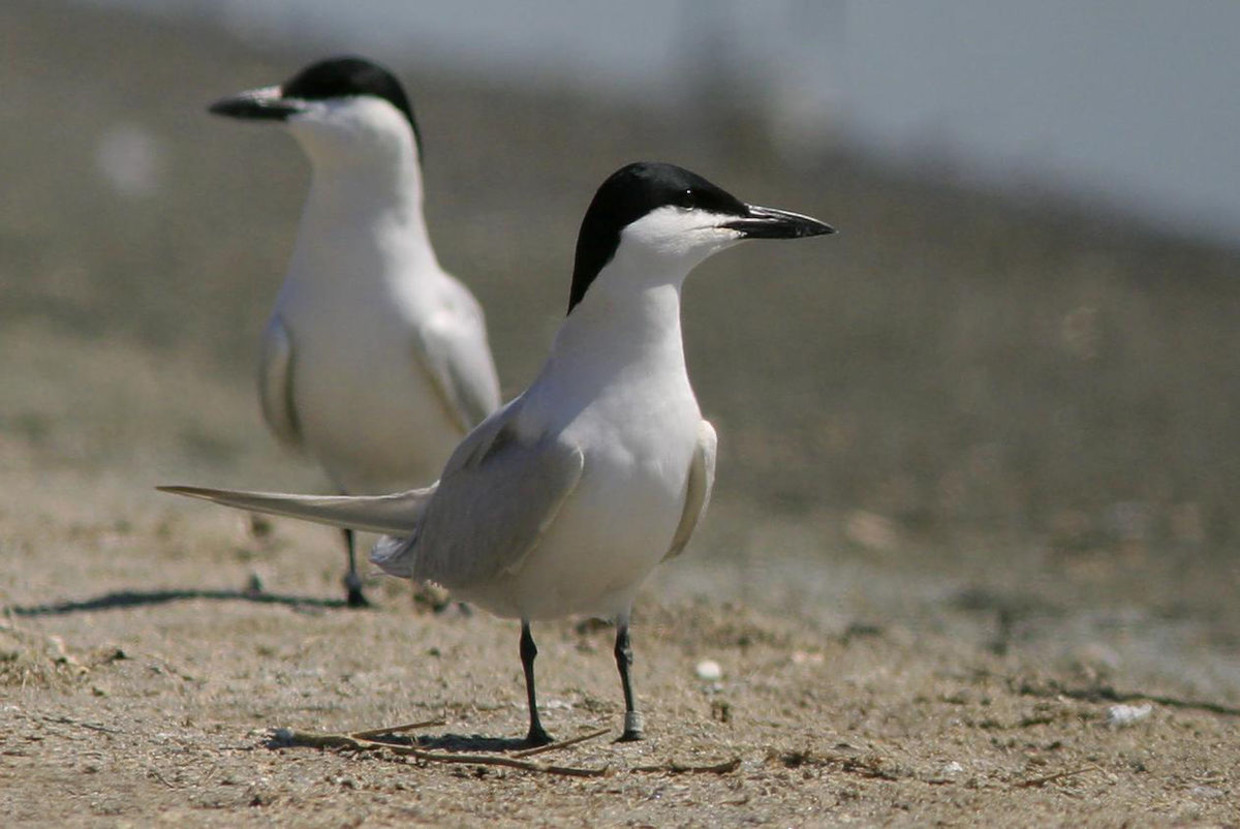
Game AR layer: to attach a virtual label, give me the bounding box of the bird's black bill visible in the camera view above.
[724,205,835,239]
[208,90,304,121]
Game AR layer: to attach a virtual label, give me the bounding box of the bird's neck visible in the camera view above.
[298,151,438,275]
[547,279,689,389]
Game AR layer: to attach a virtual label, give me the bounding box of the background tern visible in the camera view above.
[208,57,502,606]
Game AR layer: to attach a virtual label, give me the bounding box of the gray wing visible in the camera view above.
[663,420,717,561]
[377,399,584,589]
[412,284,502,434]
[257,315,303,449]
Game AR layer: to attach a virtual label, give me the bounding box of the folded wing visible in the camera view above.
[411,284,502,435]
[257,315,304,450]
[370,399,584,588]
[663,419,717,561]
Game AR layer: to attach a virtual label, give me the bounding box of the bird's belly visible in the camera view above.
[461,426,697,621]
[286,329,462,494]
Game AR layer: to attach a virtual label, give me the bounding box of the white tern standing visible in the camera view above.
[209,57,501,606]
[164,162,833,743]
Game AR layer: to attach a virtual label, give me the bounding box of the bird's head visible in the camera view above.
[568,162,834,313]
[208,56,422,168]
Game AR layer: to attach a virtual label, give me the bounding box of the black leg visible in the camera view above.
[341,528,369,608]
[614,622,644,741]
[520,621,552,746]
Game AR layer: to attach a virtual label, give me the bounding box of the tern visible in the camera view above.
[163,162,833,744]
[208,57,502,606]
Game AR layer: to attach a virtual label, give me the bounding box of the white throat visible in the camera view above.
[289,123,440,292]
[542,252,694,411]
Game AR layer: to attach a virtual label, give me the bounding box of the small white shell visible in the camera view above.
[695,659,723,681]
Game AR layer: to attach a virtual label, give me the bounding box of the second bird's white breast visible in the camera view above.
[275,220,464,494]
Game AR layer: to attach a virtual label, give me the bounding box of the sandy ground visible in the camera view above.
[3,312,1239,828]
[4,2,1240,826]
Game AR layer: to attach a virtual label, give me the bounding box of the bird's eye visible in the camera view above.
[678,188,694,208]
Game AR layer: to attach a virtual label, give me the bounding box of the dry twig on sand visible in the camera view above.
[1014,764,1100,789]
[632,757,743,775]
[270,727,609,778]
[269,724,743,778]
[511,727,611,758]
[349,719,447,741]
[1014,676,1240,717]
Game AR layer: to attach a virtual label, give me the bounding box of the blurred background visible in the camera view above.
[3,1,1238,688]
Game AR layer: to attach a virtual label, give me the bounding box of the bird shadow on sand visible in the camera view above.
[270,729,533,753]
[415,733,530,752]
[5,587,348,617]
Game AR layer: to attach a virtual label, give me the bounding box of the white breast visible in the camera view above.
[455,282,703,620]
[273,210,464,494]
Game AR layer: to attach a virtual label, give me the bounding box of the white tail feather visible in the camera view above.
[157,484,435,534]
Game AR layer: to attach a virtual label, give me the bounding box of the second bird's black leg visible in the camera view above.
[341,527,369,608]
[614,622,644,741]
[520,621,553,746]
